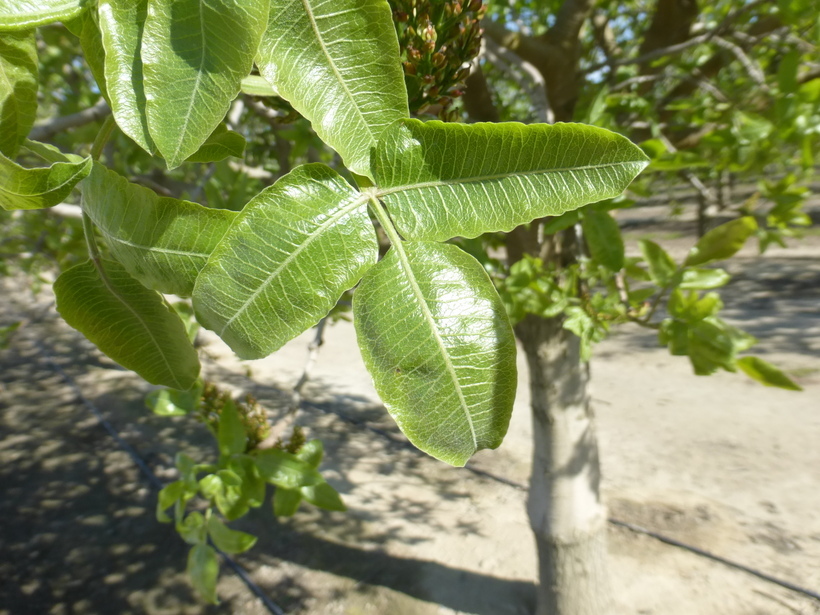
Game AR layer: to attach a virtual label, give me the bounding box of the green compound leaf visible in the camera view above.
[685,216,758,266]
[217,398,246,457]
[301,482,345,512]
[83,162,237,296]
[187,544,219,604]
[254,449,324,490]
[353,241,517,467]
[639,239,678,285]
[74,10,108,99]
[737,356,802,391]
[184,123,245,163]
[54,260,200,389]
[679,268,730,290]
[194,164,378,360]
[0,153,91,210]
[142,0,269,168]
[256,0,408,177]
[207,515,257,555]
[373,120,649,241]
[0,0,89,30]
[273,488,302,517]
[98,0,153,153]
[582,209,624,271]
[0,31,38,157]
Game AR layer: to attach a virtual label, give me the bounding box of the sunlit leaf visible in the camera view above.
[142,0,269,167]
[98,0,153,152]
[273,487,301,517]
[0,0,88,30]
[254,449,323,490]
[54,260,200,389]
[737,356,802,391]
[187,544,218,604]
[256,0,408,177]
[685,217,758,266]
[373,120,649,241]
[217,398,246,457]
[206,515,256,554]
[0,31,38,157]
[0,153,90,210]
[639,239,677,285]
[582,209,624,271]
[194,164,378,359]
[184,124,245,163]
[354,241,517,466]
[301,482,345,512]
[83,162,237,295]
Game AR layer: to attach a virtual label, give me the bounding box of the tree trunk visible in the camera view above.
[515,314,612,615]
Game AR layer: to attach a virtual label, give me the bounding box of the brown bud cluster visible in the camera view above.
[391,0,485,121]
[198,382,271,451]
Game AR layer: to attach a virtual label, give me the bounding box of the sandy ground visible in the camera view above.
[1,228,819,615]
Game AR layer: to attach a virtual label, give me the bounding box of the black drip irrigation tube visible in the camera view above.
[304,400,820,605]
[35,341,287,615]
[31,336,820,610]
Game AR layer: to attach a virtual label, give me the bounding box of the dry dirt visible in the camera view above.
[1,225,819,615]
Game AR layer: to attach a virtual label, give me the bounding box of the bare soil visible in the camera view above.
[1,223,819,615]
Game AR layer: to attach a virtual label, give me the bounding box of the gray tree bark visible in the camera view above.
[516,314,612,615]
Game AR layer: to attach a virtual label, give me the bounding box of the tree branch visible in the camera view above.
[28,98,110,141]
[484,38,553,123]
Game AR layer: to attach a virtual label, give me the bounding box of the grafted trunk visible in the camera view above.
[515,314,611,615]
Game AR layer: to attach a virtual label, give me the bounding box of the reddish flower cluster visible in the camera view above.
[391,0,485,120]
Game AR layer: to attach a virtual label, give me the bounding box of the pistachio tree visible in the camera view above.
[0,0,650,604]
[1,0,814,612]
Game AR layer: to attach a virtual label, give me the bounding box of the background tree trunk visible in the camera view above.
[515,314,611,615]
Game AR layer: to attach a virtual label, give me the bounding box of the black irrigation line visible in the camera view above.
[29,333,820,608]
[34,340,287,615]
[302,400,820,605]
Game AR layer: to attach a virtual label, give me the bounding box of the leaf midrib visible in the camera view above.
[299,0,374,143]
[94,261,184,389]
[390,241,477,450]
[166,0,207,164]
[375,159,645,198]
[101,232,212,260]
[217,193,369,337]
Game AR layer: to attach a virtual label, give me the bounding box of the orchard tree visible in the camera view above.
[0,1,815,614]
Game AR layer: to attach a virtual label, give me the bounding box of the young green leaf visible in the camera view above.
[273,487,302,517]
[217,398,246,457]
[354,241,517,467]
[0,31,38,157]
[295,439,324,469]
[372,120,649,241]
[737,356,802,391]
[98,0,153,153]
[183,124,245,164]
[0,153,91,210]
[253,449,324,490]
[54,260,200,389]
[187,544,219,604]
[639,239,677,285]
[0,0,88,30]
[146,382,203,417]
[206,515,257,554]
[83,162,237,296]
[685,217,758,266]
[193,164,378,359]
[582,210,624,271]
[156,480,186,522]
[75,10,107,98]
[142,0,269,167]
[679,268,730,290]
[301,482,345,512]
[256,0,408,178]
[178,511,207,544]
